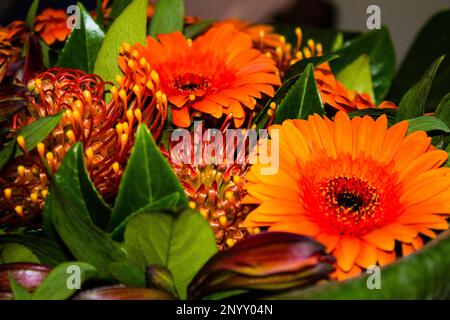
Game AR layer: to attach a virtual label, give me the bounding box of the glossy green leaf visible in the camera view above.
[124,210,217,299]
[395,56,444,122]
[47,143,125,271]
[32,262,96,300]
[0,243,40,264]
[434,93,450,128]
[407,116,450,134]
[9,274,32,300]
[336,54,374,102]
[108,261,145,287]
[184,20,213,39]
[0,234,68,267]
[331,27,396,103]
[109,0,133,21]
[149,0,184,36]
[57,3,105,73]
[109,125,187,230]
[389,10,450,111]
[267,231,450,299]
[0,113,62,170]
[274,64,324,124]
[25,0,39,29]
[94,0,147,84]
[111,192,182,240]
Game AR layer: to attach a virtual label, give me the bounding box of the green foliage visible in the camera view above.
[331,27,396,103]
[57,3,105,73]
[109,125,187,231]
[274,64,324,124]
[389,10,450,112]
[336,54,374,102]
[124,210,217,299]
[25,0,39,29]
[94,0,147,84]
[407,116,450,134]
[149,0,184,36]
[395,56,444,122]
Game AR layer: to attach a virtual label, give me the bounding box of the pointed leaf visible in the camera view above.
[94,0,147,84]
[124,210,217,299]
[407,116,450,134]
[109,125,187,229]
[25,0,39,30]
[336,54,374,102]
[149,0,184,37]
[46,143,125,271]
[395,56,444,122]
[183,20,213,39]
[274,63,324,124]
[331,27,395,103]
[57,3,105,73]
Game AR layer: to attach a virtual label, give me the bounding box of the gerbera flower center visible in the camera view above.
[173,73,211,93]
[300,156,403,237]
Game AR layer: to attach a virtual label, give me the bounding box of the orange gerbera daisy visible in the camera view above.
[315,63,396,111]
[244,112,450,279]
[34,9,71,45]
[133,23,281,128]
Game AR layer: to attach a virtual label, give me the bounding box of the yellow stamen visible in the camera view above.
[112,162,120,174]
[37,142,45,158]
[134,109,142,123]
[14,205,24,217]
[126,109,134,123]
[226,238,235,248]
[4,188,12,201]
[17,165,25,177]
[83,90,92,105]
[41,189,48,199]
[269,102,277,110]
[66,130,76,143]
[189,94,195,101]
[30,192,38,204]
[151,70,159,83]
[17,135,26,151]
[46,152,54,163]
[115,75,123,86]
[188,201,196,209]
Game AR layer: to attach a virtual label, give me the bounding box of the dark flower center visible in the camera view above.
[173,73,211,93]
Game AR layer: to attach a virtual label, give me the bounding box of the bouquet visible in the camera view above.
[0,0,449,301]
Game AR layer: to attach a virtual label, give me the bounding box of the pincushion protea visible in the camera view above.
[243,111,450,279]
[0,66,166,229]
[127,23,281,128]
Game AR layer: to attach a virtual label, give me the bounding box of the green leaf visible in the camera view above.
[47,143,125,271]
[331,27,396,103]
[25,0,39,29]
[109,0,133,21]
[0,234,67,267]
[108,261,145,287]
[336,54,374,102]
[267,230,450,299]
[407,116,450,134]
[149,0,184,37]
[9,274,32,300]
[32,262,97,300]
[111,192,182,240]
[389,10,450,111]
[348,108,397,126]
[183,20,213,39]
[395,56,445,122]
[94,0,147,84]
[434,93,450,128]
[124,210,217,299]
[109,125,187,230]
[274,64,324,124]
[0,243,40,264]
[57,3,105,73]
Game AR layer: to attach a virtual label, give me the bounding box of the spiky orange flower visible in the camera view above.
[216,20,322,75]
[132,23,280,128]
[244,112,450,279]
[34,9,71,45]
[315,63,396,112]
[0,66,166,229]
[0,21,26,63]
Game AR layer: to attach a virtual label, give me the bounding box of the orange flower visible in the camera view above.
[0,21,26,62]
[244,112,450,279]
[315,63,396,111]
[216,20,322,75]
[133,23,281,128]
[34,9,71,45]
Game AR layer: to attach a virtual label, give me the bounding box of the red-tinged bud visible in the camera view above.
[73,285,175,300]
[188,232,335,299]
[0,263,51,293]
